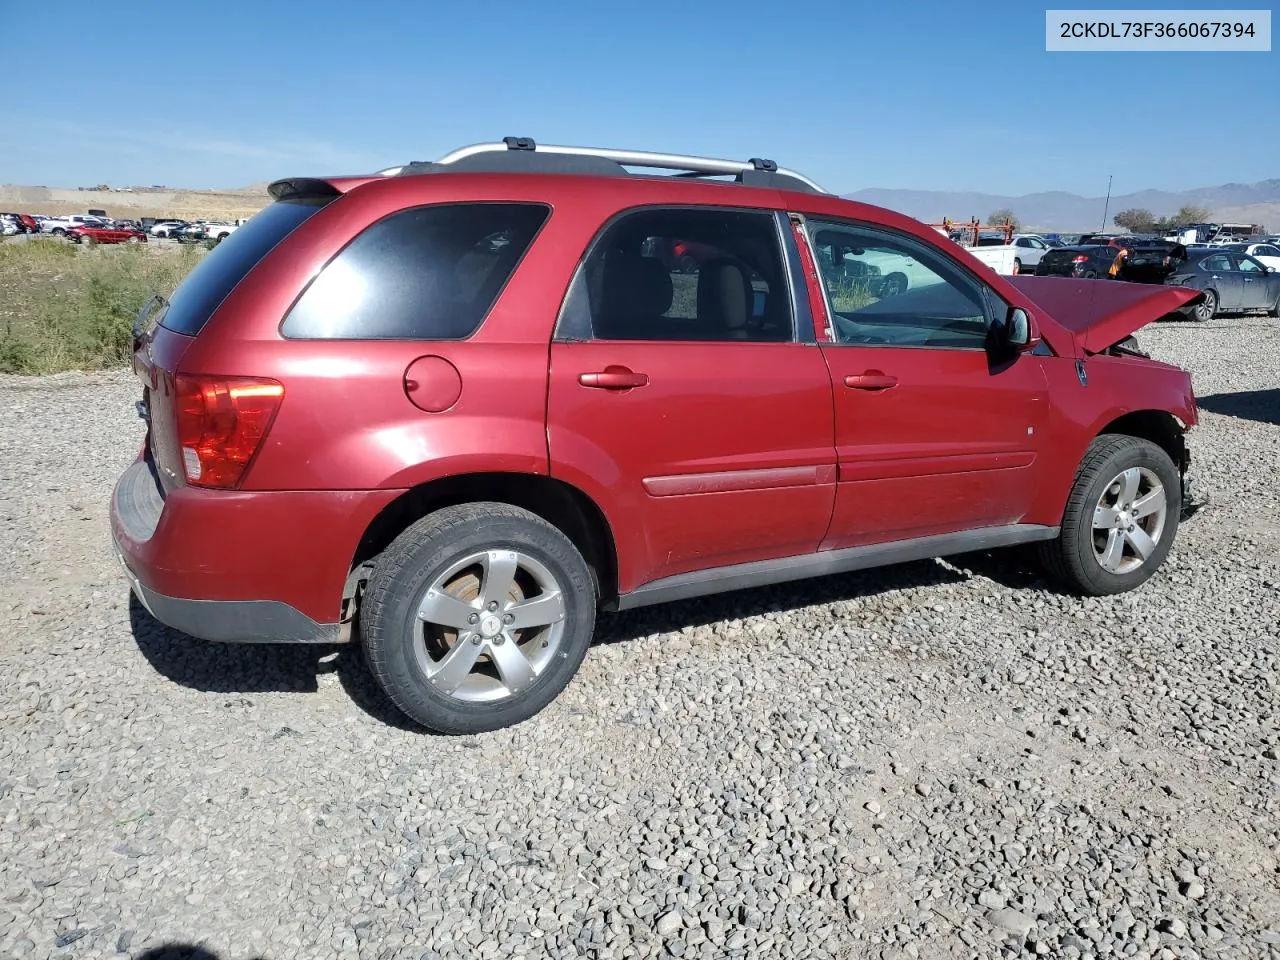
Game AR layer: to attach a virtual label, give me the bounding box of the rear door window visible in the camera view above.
[281,202,550,340]
[159,198,331,336]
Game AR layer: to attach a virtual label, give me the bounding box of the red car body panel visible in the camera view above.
[814,344,1049,547]
[70,224,147,244]
[547,340,837,591]
[110,166,1200,638]
[110,472,397,623]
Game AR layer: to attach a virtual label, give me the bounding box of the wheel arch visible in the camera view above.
[1097,409,1188,474]
[344,472,619,616]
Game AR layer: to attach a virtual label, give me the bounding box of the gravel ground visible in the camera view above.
[1,315,1278,960]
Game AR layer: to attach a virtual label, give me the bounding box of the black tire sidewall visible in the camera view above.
[363,509,596,734]
[1062,439,1181,595]
[1196,290,1216,321]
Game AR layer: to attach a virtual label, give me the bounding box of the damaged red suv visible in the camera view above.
[111,137,1203,733]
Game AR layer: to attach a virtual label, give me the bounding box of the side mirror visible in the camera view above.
[1008,307,1038,348]
[990,306,1041,358]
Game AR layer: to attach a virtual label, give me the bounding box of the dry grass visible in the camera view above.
[0,239,205,373]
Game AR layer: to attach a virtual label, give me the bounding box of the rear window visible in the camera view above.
[158,197,329,336]
[280,202,550,340]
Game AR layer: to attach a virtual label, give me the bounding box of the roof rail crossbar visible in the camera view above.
[423,139,827,193]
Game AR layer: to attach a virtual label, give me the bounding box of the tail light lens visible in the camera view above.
[174,375,284,488]
[1072,255,1089,263]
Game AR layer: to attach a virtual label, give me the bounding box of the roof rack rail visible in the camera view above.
[377,137,827,194]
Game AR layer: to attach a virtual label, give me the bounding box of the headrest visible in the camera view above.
[598,253,673,321]
[697,257,753,334]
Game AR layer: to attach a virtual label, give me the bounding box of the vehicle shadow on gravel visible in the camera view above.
[592,550,1049,646]
[128,594,422,732]
[127,550,1047,733]
[1197,388,1280,427]
[134,946,261,960]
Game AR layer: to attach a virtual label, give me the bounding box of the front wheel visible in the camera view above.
[360,503,597,734]
[1039,435,1181,596]
[1194,288,1217,322]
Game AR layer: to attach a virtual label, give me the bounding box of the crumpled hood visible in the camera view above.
[1008,276,1203,354]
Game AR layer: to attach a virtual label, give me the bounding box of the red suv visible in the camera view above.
[111,137,1204,734]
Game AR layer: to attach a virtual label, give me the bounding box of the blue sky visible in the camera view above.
[0,0,1274,197]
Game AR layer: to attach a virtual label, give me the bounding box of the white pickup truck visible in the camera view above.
[930,220,1023,275]
[41,214,110,236]
[202,219,248,243]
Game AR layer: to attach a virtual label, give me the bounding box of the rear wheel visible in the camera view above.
[1194,288,1217,322]
[1039,435,1180,596]
[360,503,597,734]
[1084,270,1097,279]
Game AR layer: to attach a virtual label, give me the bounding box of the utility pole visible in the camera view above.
[1100,175,1113,232]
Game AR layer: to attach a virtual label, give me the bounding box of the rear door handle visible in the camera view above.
[579,367,649,390]
[844,372,898,391]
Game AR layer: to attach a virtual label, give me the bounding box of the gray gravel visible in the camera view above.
[2,314,1279,960]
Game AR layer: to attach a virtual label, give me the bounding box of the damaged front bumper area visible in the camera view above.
[1178,441,1208,521]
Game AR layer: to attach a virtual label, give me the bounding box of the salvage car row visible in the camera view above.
[0,211,246,244]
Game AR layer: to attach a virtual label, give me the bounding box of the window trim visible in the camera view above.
[795,213,999,352]
[277,200,553,342]
[549,203,801,345]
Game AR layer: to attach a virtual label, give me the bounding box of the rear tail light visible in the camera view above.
[1072,255,1089,263]
[173,375,284,488]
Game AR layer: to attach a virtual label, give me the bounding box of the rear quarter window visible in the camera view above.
[280,202,551,340]
[158,198,330,336]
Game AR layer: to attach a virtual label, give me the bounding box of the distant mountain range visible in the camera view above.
[844,179,1280,233]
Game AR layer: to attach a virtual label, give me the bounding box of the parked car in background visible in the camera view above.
[111,137,1204,734]
[0,212,38,234]
[1163,248,1280,321]
[67,222,148,245]
[1010,234,1055,271]
[173,223,209,242]
[0,216,18,236]
[1117,239,1189,285]
[1218,241,1280,272]
[1034,244,1124,279]
[149,220,188,238]
[41,214,109,235]
[203,220,246,243]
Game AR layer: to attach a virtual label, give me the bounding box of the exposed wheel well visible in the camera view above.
[1098,410,1188,474]
[345,473,618,615]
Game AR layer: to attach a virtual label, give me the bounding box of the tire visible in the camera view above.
[1267,295,1278,318]
[1193,288,1217,322]
[1084,270,1097,279]
[361,503,597,734]
[881,271,908,297]
[1038,435,1181,596]
[1013,258,1022,275]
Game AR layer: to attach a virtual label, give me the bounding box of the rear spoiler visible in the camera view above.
[267,175,381,201]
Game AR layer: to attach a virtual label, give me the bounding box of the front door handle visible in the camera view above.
[579,366,649,390]
[844,372,899,391]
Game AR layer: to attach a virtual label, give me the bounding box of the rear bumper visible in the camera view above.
[115,540,339,643]
[110,453,400,643]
